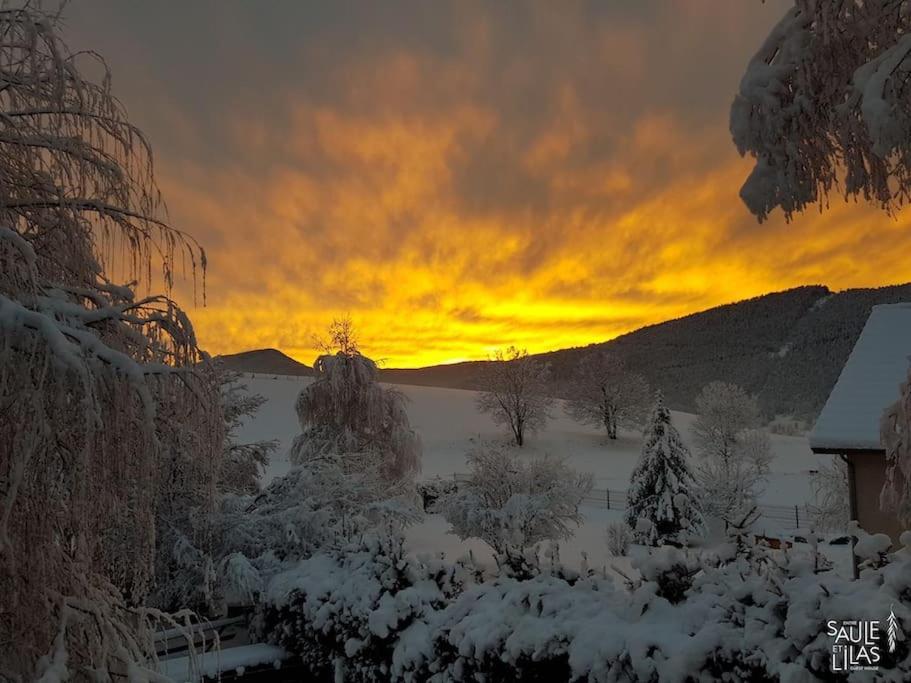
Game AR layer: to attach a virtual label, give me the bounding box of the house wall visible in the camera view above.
[848,452,905,543]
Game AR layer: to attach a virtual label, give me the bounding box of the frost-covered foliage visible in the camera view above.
[564,351,650,440]
[0,7,223,679]
[882,362,911,526]
[807,457,851,533]
[732,1,911,221]
[625,394,702,546]
[605,521,633,557]
[477,346,553,447]
[149,370,277,613]
[261,534,479,681]
[441,442,592,576]
[218,370,278,495]
[417,476,459,513]
[262,530,911,681]
[290,319,421,483]
[692,382,772,525]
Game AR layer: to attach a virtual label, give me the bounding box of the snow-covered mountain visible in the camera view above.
[222,282,911,420]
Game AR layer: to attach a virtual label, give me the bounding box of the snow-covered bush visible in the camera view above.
[476,346,553,446]
[605,521,633,557]
[692,382,771,526]
[290,319,421,483]
[732,1,911,221]
[564,351,650,440]
[260,534,477,681]
[440,442,593,576]
[260,532,911,681]
[417,476,459,513]
[626,394,702,546]
[0,7,223,678]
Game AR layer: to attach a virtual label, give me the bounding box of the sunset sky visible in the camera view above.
[68,1,911,368]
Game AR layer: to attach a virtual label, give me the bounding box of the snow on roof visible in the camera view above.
[810,303,911,453]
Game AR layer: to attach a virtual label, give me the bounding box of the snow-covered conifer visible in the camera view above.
[564,351,650,440]
[476,346,553,447]
[625,393,701,546]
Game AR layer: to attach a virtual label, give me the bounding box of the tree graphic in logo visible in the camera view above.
[887,606,900,654]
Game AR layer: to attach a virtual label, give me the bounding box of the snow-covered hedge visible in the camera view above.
[261,534,911,681]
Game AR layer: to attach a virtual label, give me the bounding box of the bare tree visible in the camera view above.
[564,352,650,440]
[691,382,771,524]
[441,441,592,576]
[732,2,911,221]
[476,346,553,446]
[290,319,422,483]
[0,7,223,679]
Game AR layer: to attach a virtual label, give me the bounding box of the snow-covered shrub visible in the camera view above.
[767,414,809,436]
[605,521,633,557]
[260,535,477,681]
[441,442,593,576]
[210,458,422,609]
[417,476,459,513]
[626,393,702,546]
[692,382,771,526]
[476,346,553,446]
[564,351,650,440]
[291,319,421,483]
[0,8,223,678]
[259,529,911,681]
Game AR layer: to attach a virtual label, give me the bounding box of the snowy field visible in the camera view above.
[237,374,848,574]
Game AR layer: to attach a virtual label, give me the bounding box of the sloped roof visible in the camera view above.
[810,303,911,453]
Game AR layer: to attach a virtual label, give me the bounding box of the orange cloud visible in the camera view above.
[76,1,911,368]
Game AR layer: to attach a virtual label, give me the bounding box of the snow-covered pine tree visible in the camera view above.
[625,393,701,546]
[0,7,223,679]
[290,318,421,483]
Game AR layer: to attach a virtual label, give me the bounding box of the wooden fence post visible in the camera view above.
[794,505,800,529]
[606,489,610,509]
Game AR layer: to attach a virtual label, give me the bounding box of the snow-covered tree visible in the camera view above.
[290,319,421,483]
[476,346,553,447]
[0,7,222,679]
[807,457,850,533]
[732,1,911,221]
[564,351,650,440]
[441,442,592,575]
[218,370,278,495]
[691,382,771,525]
[882,362,911,527]
[625,394,701,546]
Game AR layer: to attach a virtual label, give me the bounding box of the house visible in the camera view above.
[809,303,911,545]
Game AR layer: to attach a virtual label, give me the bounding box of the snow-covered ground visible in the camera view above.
[237,374,849,575]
